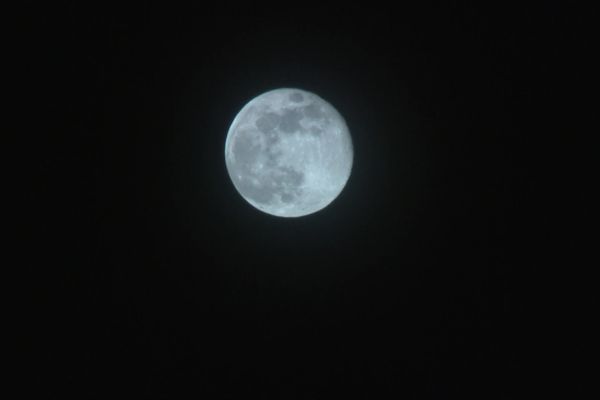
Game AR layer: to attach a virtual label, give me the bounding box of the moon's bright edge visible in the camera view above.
[225,88,353,217]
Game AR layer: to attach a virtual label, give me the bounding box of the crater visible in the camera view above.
[255,112,280,133]
[310,126,323,136]
[232,133,260,169]
[273,166,304,203]
[303,103,325,120]
[264,130,280,146]
[279,109,303,133]
[234,165,304,206]
[236,175,275,205]
[265,148,282,167]
[275,166,304,187]
[289,92,304,103]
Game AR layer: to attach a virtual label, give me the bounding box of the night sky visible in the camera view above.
[25,3,586,398]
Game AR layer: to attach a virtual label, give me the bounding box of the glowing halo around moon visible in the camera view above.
[224,88,353,217]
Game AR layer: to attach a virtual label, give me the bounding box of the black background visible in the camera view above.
[25,2,587,398]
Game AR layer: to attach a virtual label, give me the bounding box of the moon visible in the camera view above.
[225,88,353,217]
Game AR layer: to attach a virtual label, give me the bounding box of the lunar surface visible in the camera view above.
[225,88,353,217]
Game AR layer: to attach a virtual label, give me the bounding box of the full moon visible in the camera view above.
[225,88,353,217]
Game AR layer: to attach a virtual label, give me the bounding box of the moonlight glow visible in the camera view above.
[225,88,353,217]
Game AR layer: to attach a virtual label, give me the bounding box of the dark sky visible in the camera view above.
[25,3,586,398]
